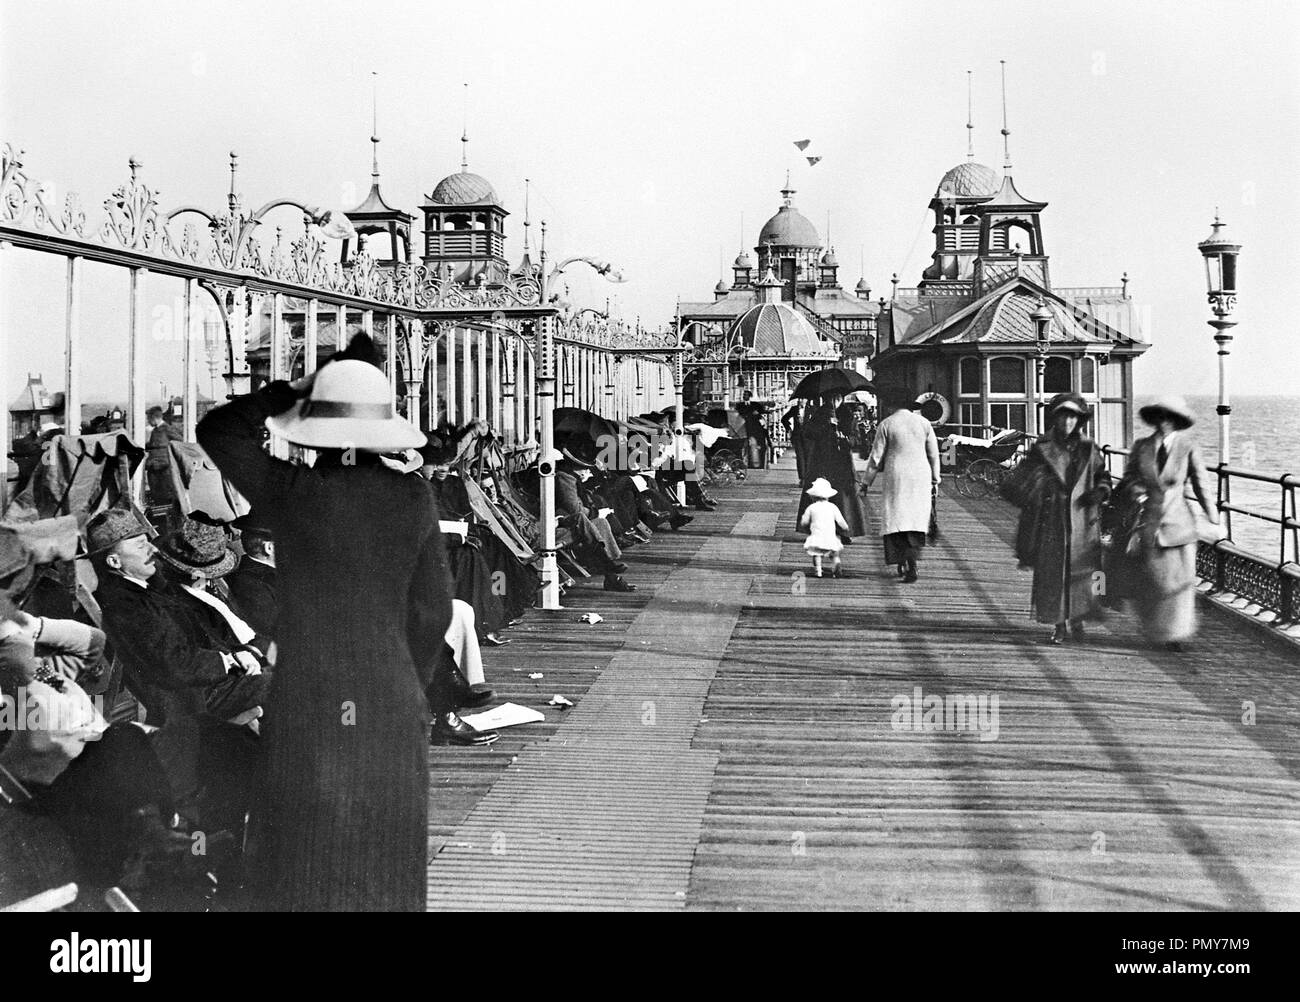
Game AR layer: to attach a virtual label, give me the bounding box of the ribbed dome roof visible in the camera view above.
[727,303,831,357]
[855,276,871,292]
[758,205,821,248]
[734,250,753,268]
[714,278,730,293]
[430,171,501,206]
[936,161,999,199]
[820,248,838,267]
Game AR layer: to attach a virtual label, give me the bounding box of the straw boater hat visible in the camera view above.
[1139,395,1195,430]
[155,516,238,579]
[805,477,837,499]
[266,337,425,452]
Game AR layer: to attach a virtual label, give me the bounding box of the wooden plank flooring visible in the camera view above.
[429,460,1300,911]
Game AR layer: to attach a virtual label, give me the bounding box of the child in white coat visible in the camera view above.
[799,478,849,578]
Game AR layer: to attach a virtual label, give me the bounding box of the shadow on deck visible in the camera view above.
[428,459,1300,911]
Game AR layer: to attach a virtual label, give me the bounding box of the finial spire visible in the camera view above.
[739,212,744,252]
[460,82,469,172]
[227,151,239,214]
[523,178,532,253]
[781,171,795,207]
[1000,59,1012,171]
[370,71,381,181]
[966,70,975,160]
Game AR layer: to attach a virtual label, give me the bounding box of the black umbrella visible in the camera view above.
[790,368,877,400]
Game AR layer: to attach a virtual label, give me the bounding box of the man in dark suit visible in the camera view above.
[87,509,265,831]
[226,513,279,641]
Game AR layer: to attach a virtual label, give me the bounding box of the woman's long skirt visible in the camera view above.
[1135,542,1198,643]
[883,531,926,565]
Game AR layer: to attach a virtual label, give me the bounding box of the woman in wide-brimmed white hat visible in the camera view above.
[197,334,490,913]
[1118,396,1218,651]
[800,477,849,578]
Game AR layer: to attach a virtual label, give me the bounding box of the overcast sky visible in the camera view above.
[2,0,1297,406]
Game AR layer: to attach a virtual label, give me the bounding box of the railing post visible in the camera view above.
[65,256,82,441]
[128,267,147,499]
[182,278,196,441]
[304,299,318,376]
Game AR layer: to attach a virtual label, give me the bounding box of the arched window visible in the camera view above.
[989,356,1026,394]
[1043,356,1071,394]
[1080,357,1096,395]
[959,356,981,396]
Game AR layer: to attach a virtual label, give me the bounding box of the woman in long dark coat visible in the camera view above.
[1000,392,1111,644]
[795,396,866,540]
[197,336,453,912]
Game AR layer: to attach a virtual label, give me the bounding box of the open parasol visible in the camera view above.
[791,368,877,400]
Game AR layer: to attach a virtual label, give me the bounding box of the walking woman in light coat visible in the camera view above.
[1119,396,1219,652]
[860,388,941,582]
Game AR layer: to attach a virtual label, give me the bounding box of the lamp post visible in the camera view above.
[1198,213,1241,465]
[1031,298,1053,436]
[535,227,626,611]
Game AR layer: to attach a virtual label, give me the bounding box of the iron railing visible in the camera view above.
[1099,444,1300,628]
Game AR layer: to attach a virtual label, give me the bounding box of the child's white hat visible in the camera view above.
[805,477,837,499]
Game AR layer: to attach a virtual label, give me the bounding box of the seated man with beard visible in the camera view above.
[88,510,267,833]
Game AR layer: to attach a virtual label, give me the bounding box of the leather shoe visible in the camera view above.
[668,512,693,530]
[603,574,637,592]
[484,632,510,646]
[609,561,629,574]
[507,615,526,627]
[460,684,495,708]
[432,711,498,746]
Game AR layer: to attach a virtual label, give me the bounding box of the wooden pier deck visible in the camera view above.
[427,459,1300,911]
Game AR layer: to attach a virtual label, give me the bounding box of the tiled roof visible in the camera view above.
[729,303,835,357]
[349,183,409,218]
[427,171,501,207]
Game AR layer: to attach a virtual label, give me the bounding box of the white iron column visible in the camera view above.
[445,328,457,426]
[461,324,473,421]
[182,278,196,441]
[128,267,147,498]
[386,314,398,409]
[304,299,319,376]
[536,306,560,609]
[64,256,82,440]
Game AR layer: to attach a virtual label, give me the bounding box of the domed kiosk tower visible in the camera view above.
[420,133,509,284]
[919,160,1001,289]
[755,178,823,301]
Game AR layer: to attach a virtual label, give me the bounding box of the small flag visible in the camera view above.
[793,139,811,151]
[807,156,822,166]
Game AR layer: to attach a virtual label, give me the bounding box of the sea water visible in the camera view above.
[1132,394,1300,563]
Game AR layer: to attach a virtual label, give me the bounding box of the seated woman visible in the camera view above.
[420,441,512,645]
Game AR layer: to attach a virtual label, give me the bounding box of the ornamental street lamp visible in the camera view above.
[1030,297,1053,435]
[1198,212,1241,465]
[535,224,626,610]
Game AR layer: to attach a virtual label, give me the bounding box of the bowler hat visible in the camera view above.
[230,510,273,538]
[155,516,238,579]
[1139,395,1195,430]
[85,507,152,557]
